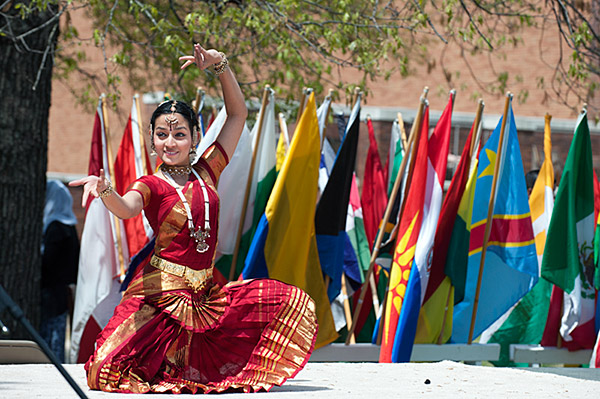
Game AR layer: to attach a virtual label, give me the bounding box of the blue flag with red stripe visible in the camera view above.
[451,101,538,343]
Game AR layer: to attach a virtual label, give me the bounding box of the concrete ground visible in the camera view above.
[1,362,600,398]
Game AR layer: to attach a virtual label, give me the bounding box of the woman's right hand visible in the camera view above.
[69,169,109,207]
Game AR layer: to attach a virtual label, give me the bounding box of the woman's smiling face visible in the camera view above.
[153,113,193,166]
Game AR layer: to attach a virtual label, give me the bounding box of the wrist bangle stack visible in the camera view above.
[213,52,228,76]
[99,181,114,199]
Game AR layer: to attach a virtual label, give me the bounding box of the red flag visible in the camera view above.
[361,118,388,248]
[423,112,476,304]
[380,106,429,362]
[114,97,154,256]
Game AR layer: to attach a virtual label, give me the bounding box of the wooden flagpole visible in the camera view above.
[193,86,203,114]
[295,87,309,124]
[100,95,127,280]
[345,89,428,345]
[397,113,408,153]
[436,98,484,345]
[341,274,356,344]
[228,85,273,281]
[133,94,149,174]
[467,92,513,344]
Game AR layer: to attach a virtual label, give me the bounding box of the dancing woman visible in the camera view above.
[70,44,318,394]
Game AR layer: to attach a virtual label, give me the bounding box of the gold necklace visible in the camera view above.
[160,164,192,176]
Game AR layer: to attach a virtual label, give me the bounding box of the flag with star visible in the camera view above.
[451,101,538,343]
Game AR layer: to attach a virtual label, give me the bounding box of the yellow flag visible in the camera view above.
[264,93,338,348]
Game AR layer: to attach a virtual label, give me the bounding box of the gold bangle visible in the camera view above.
[99,181,114,198]
[213,52,228,76]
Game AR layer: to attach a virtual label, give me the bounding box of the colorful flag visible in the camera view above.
[114,96,154,257]
[379,105,429,363]
[416,108,478,344]
[451,101,538,343]
[243,93,338,348]
[200,108,251,280]
[362,118,388,248]
[541,109,596,350]
[215,92,277,280]
[315,96,361,301]
[484,114,555,365]
[391,94,453,362]
[70,97,129,363]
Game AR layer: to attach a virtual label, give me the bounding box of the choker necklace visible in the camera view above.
[160,164,192,176]
[162,168,211,253]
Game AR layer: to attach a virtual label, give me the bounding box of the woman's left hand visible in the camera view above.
[179,44,223,71]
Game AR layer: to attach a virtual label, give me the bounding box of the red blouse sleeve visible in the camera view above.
[195,141,230,184]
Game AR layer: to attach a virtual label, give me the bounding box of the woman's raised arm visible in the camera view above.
[179,44,247,159]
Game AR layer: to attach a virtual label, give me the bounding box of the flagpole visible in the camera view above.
[345,90,428,344]
[100,95,127,280]
[468,92,513,344]
[397,113,408,152]
[295,87,309,124]
[133,94,149,174]
[229,85,273,280]
[436,98,484,345]
[193,86,203,114]
[278,112,290,148]
[322,89,334,147]
[341,274,356,344]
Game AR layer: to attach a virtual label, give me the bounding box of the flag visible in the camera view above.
[70,97,129,363]
[541,109,596,350]
[451,101,538,343]
[379,105,429,363]
[275,113,289,173]
[243,93,338,348]
[386,119,404,197]
[214,92,277,280]
[391,94,453,361]
[483,114,555,365]
[114,96,153,257]
[315,96,361,301]
[362,118,388,248]
[416,107,478,344]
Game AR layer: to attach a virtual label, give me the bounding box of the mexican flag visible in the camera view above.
[541,110,596,350]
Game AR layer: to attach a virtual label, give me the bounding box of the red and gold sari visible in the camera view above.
[85,143,318,393]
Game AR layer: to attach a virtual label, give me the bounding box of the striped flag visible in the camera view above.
[415,107,479,344]
[70,97,129,363]
[541,109,596,350]
[484,114,555,365]
[391,93,453,361]
[451,100,538,343]
[216,91,277,280]
[380,105,429,362]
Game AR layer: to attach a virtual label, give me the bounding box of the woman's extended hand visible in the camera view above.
[179,44,224,71]
[69,168,109,207]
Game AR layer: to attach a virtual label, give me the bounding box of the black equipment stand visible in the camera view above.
[0,284,88,398]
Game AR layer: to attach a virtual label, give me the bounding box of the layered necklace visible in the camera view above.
[161,164,211,253]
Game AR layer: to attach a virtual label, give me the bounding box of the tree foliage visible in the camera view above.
[3,1,599,110]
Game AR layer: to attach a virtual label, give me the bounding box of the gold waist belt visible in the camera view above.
[150,255,213,293]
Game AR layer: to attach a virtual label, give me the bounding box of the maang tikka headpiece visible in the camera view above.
[165,101,178,131]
